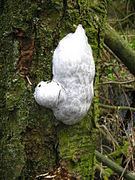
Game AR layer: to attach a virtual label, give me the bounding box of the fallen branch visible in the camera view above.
[95,150,135,180]
[104,24,135,75]
[99,103,135,112]
[98,79,135,85]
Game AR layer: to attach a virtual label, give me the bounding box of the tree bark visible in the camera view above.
[104,23,135,75]
[0,1,107,179]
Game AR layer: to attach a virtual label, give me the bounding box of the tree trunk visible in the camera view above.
[104,23,135,76]
[0,1,107,179]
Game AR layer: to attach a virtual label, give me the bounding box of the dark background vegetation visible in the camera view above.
[95,0,135,179]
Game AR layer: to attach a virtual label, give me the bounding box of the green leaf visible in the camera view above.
[109,66,113,72]
[115,66,119,71]
[107,73,112,80]
[121,71,125,77]
[111,76,116,81]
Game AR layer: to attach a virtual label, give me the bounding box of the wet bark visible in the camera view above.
[0,0,107,179]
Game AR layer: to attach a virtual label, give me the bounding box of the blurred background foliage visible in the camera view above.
[95,0,135,179]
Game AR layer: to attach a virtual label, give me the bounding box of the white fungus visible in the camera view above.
[34,24,95,125]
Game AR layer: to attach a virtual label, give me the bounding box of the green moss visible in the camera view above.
[58,115,96,178]
[2,138,26,179]
[0,0,107,179]
[0,0,57,178]
[57,0,107,179]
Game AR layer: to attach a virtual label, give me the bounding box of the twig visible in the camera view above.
[36,172,56,178]
[26,75,32,85]
[95,150,135,180]
[98,79,135,85]
[119,153,133,180]
[99,125,118,147]
[107,13,135,23]
[99,103,135,112]
[103,43,121,63]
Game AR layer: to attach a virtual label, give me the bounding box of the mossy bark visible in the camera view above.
[105,24,135,76]
[0,0,107,179]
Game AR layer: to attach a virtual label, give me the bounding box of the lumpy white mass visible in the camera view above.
[34,24,95,125]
